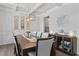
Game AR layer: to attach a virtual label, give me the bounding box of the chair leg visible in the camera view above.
[14,46,18,56]
[14,45,21,56]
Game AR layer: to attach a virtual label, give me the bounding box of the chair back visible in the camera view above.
[36,37,54,56]
[41,32,48,38]
[37,32,42,38]
[31,32,37,37]
[14,36,21,56]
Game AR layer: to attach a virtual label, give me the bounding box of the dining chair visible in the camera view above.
[14,36,21,56]
[36,32,42,38]
[41,32,48,38]
[31,32,37,37]
[27,37,54,56]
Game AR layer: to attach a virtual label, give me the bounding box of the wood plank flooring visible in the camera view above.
[56,50,69,56]
[0,44,15,56]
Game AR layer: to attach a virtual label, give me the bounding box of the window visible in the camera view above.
[44,16,49,32]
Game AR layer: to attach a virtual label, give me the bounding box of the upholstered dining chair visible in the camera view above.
[31,32,37,37]
[27,37,54,56]
[36,32,42,38]
[41,32,48,38]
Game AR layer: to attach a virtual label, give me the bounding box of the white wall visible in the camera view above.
[30,16,44,32]
[49,4,79,33]
[0,8,15,45]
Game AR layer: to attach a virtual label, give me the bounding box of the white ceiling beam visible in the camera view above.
[29,3,44,15]
[37,3,68,16]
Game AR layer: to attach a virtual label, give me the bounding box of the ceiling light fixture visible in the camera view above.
[26,15,32,22]
[26,8,33,21]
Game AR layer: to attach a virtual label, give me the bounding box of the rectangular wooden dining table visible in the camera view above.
[16,35,36,56]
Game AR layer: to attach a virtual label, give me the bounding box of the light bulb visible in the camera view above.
[68,32,75,37]
[30,17,32,20]
[26,19,30,22]
[49,31,53,34]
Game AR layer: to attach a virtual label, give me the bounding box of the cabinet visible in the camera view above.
[54,34,77,55]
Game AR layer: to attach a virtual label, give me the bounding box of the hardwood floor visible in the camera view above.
[56,50,69,56]
[0,44,16,56]
[0,43,70,56]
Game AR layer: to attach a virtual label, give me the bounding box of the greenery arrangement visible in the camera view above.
[26,31,31,37]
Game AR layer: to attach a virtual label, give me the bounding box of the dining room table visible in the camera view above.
[16,34,37,56]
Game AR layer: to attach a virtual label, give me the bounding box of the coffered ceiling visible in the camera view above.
[0,3,64,16]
